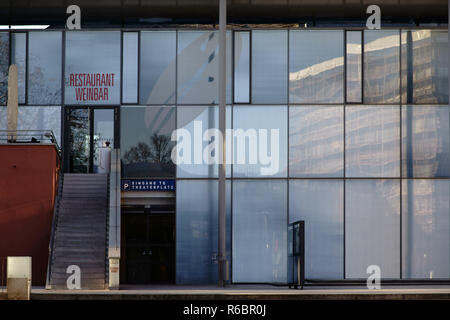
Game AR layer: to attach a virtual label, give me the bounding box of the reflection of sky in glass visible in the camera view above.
[123,32,138,104]
[289,30,344,104]
[234,32,250,103]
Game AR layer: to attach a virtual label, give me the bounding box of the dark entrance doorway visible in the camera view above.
[121,205,175,284]
[64,106,119,173]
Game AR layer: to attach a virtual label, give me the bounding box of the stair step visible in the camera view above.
[51,266,105,274]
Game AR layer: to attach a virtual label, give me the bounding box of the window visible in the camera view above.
[177,31,232,104]
[345,180,400,279]
[11,33,27,104]
[0,32,8,105]
[234,31,250,103]
[232,180,287,283]
[402,105,449,178]
[176,106,231,178]
[346,31,362,103]
[122,32,138,104]
[233,105,288,178]
[345,106,400,177]
[289,30,344,104]
[289,180,344,279]
[140,31,176,105]
[176,180,231,284]
[28,32,62,105]
[120,106,176,178]
[401,30,448,104]
[402,179,450,279]
[289,106,343,177]
[364,30,400,104]
[65,31,121,105]
[252,30,287,104]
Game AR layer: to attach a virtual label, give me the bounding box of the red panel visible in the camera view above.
[0,145,60,286]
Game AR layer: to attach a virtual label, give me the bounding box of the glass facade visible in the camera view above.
[0,28,448,284]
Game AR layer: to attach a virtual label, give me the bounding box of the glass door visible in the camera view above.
[65,106,118,173]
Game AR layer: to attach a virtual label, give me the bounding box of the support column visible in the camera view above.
[218,0,227,287]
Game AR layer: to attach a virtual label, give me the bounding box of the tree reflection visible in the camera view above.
[123,133,172,164]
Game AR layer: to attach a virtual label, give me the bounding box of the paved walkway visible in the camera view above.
[30,284,450,300]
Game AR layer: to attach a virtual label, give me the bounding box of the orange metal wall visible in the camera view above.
[0,145,60,286]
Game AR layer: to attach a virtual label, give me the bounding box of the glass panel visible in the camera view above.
[346,31,362,103]
[345,106,400,177]
[402,105,449,178]
[252,30,287,104]
[139,31,176,105]
[289,180,343,279]
[402,180,450,279]
[0,106,61,145]
[233,105,288,178]
[345,180,400,279]
[289,106,343,177]
[364,30,400,103]
[0,32,9,105]
[234,31,250,103]
[289,30,344,104]
[28,32,62,105]
[65,31,121,105]
[123,32,138,104]
[11,33,27,104]
[176,106,232,178]
[232,180,287,283]
[401,30,448,104]
[176,180,231,284]
[68,108,90,173]
[121,106,175,178]
[177,31,232,104]
[93,109,114,173]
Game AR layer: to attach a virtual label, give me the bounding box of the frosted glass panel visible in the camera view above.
[233,105,288,178]
[28,32,62,105]
[402,180,450,279]
[402,105,449,178]
[252,30,287,104]
[176,180,231,284]
[289,30,344,104]
[289,106,343,177]
[232,180,287,283]
[346,106,400,177]
[176,106,231,178]
[140,31,176,105]
[289,180,344,279]
[345,180,400,279]
[177,31,232,104]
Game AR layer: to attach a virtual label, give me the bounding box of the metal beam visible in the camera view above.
[218,0,227,287]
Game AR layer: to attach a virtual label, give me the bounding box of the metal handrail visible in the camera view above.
[45,173,64,289]
[0,130,60,152]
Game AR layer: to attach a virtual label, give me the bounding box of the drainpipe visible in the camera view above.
[218,0,227,287]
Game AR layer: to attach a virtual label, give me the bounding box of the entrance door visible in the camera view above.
[65,107,119,173]
[121,205,175,284]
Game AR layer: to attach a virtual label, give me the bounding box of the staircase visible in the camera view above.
[48,173,109,290]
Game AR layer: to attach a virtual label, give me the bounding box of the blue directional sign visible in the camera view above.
[121,179,175,191]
